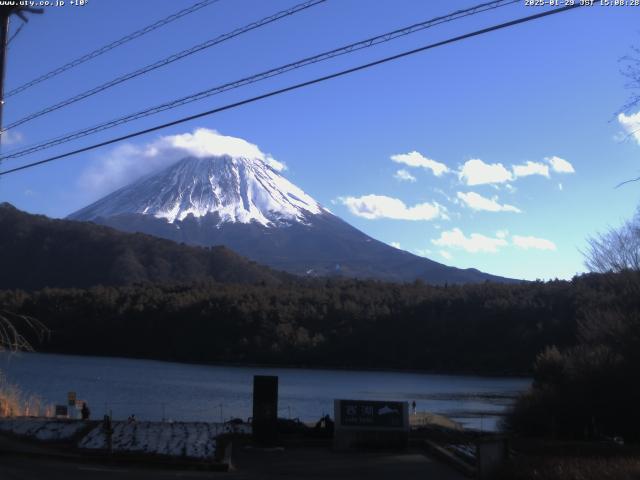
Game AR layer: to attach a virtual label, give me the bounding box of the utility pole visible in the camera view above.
[0,7,12,148]
[0,6,42,150]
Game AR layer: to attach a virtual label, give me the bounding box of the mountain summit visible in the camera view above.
[70,155,324,227]
[69,155,514,284]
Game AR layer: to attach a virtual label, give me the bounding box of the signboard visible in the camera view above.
[334,399,409,450]
[67,391,77,406]
[55,405,68,417]
[339,400,405,428]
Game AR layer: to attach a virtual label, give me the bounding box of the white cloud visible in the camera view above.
[414,248,433,257]
[265,157,287,172]
[456,191,521,213]
[545,156,575,174]
[393,169,416,182]
[78,128,284,196]
[512,161,549,178]
[1,130,23,145]
[618,111,640,144]
[512,235,557,251]
[390,151,449,176]
[439,250,453,260]
[79,143,159,196]
[432,228,508,253]
[458,159,513,186]
[340,194,447,221]
[432,229,556,253]
[390,241,401,249]
[458,157,570,185]
[166,128,278,163]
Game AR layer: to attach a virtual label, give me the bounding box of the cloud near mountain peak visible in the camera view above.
[78,128,284,198]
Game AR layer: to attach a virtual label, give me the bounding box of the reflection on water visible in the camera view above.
[1,352,530,431]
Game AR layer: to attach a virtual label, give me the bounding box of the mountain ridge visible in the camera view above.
[0,202,288,290]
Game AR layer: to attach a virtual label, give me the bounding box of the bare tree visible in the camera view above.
[0,311,49,417]
[621,44,640,114]
[584,212,640,273]
[615,44,640,186]
[0,310,47,352]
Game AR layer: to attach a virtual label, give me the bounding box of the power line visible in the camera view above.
[0,0,521,161]
[4,0,222,99]
[0,4,583,178]
[3,0,326,131]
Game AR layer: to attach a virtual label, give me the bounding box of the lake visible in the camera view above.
[1,352,530,432]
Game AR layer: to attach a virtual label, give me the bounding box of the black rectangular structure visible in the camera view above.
[252,375,278,445]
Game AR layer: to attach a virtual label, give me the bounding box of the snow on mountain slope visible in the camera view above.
[68,129,516,284]
[69,155,325,227]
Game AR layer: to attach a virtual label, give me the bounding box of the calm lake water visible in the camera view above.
[1,352,530,432]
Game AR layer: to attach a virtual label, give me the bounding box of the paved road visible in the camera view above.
[233,445,466,480]
[0,447,466,480]
[0,455,225,480]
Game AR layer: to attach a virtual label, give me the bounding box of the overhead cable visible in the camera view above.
[0,0,520,160]
[0,4,583,177]
[4,0,223,98]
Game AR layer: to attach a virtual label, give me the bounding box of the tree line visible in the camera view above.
[2,272,619,375]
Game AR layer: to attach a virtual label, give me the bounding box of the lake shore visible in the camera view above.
[0,352,530,430]
[29,348,532,379]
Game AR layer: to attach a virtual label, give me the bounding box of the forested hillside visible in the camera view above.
[4,202,635,376]
[0,203,287,289]
[1,273,611,375]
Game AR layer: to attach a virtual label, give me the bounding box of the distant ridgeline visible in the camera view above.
[0,202,289,290]
[2,202,636,375]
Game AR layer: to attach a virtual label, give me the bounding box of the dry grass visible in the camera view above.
[0,372,51,417]
[0,310,51,417]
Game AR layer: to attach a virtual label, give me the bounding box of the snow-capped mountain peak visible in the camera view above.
[68,148,512,284]
[69,155,325,227]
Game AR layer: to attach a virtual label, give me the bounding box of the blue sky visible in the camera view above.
[0,0,639,281]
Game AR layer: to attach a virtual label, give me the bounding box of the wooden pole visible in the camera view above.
[0,7,11,149]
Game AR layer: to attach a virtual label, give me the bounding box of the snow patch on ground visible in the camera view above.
[78,421,231,459]
[0,417,251,460]
[0,418,88,441]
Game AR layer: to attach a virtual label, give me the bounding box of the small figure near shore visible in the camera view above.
[411,400,416,415]
[81,402,90,420]
[127,414,136,424]
[313,414,334,436]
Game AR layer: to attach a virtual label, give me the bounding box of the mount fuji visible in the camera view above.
[69,154,512,284]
